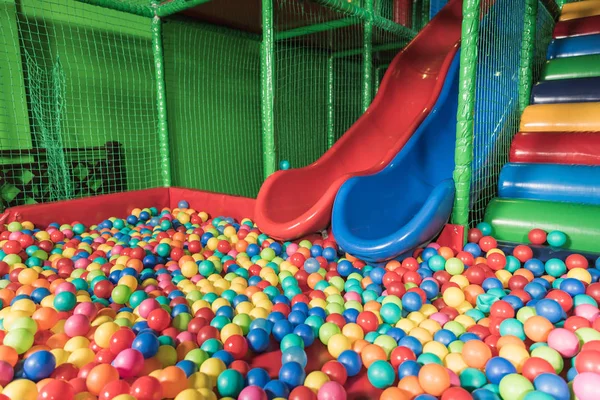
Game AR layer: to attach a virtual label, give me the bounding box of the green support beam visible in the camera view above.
[327,57,335,149]
[157,0,213,18]
[151,2,172,187]
[421,0,430,29]
[452,0,480,229]
[276,17,359,41]
[375,63,390,93]
[363,0,374,112]
[519,0,538,114]
[261,0,276,179]
[75,0,153,17]
[332,41,408,58]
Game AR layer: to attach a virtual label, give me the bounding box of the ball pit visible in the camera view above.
[0,203,599,399]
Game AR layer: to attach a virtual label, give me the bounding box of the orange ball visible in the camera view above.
[497,335,526,350]
[176,341,198,361]
[524,316,553,342]
[0,345,19,366]
[438,247,455,260]
[361,344,387,368]
[352,339,369,354]
[398,376,425,398]
[33,307,59,331]
[158,366,189,398]
[86,364,119,395]
[461,340,492,369]
[380,387,411,400]
[514,268,534,281]
[418,364,451,396]
[464,285,485,305]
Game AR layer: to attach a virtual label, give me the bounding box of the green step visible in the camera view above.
[541,54,600,81]
[484,198,600,253]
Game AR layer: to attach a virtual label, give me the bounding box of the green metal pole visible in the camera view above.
[261,0,276,179]
[276,17,359,40]
[332,42,408,58]
[363,0,374,112]
[519,0,538,114]
[75,0,154,17]
[412,0,421,30]
[421,0,430,29]
[451,0,480,229]
[151,2,172,187]
[157,0,213,18]
[375,63,390,93]
[327,57,335,149]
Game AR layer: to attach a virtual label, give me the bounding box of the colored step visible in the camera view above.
[498,163,600,205]
[541,55,600,80]
[484,198,600,253]
[547,34,600,59]
[531,77,600,104]
[553,15,600,39]
[560,0,600,21]
[510,131,600,165]
[520,102,600,132]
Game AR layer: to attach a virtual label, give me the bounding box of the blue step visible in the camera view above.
[531,77,600,104]
[498,163,600,206]
[547,34,600,59]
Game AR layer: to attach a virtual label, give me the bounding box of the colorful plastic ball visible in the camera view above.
[547,231,567,247]
[317,381,346,400]
[38,379,75,400]
[535,299,563,324]
[442,287,465,308]
[402,292,423,312]
[282,346,308,368]
[4,328,34,354]
[528,229,547,245]
[239,386,269,400]
[131,332,160,359]
[575,350,600,374]
[264,379,290,399]
[130,376,163,400]
[499,373,534,400]
[367,360,395,389]
[2,379,38,400]
[247,328,270,353]
[86,364,120,396]
[459,368,487,392]
[279,362,306,388]
[337,350,362,377]
[418,363,450,396]
[533,373,569,400]
[246,368,271,388]
[23,349,55,381]
[573,372,600,400]
[485,357,517,385]
[217,369,244,398]
[462,340,492,369]
[547,328,579,357]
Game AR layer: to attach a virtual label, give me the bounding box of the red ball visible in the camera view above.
[197,326,219,346]
[402,258,419,271]
[224,335,249,360]
[289,253,306,268]
[390,346,416,369]
[467,228,483,243]
[479,236,497,252]
[508,275,529,291]
[130,376,163,400]
[513,245,533,263]
[386,281,406,297]
[95,349,116,364]
[464,265,485,285]
[402,270,422,285]
[564,316,591,332]
[575,350,600,374]
[230,360,250,376]
[109,328,136,355]
[38,379,75,400]
[566,254,588,270]
[187,317,208,334]
[581,340,600,353]
[326,313,346,330]
[522,357,554,382]
[2,240,22,254]
[51,363,79,381]
[441,387,473,400]
[456,251,475,267]
[217,240,231,254]
[356,311,378,333]
[321,360,347,385]
[545,289,573,313]
[289,386,317,400]
[487,253,506,271]
[99,380,130,400]
[69,377,87,394]
[490,300,515,320]
[528,229,547,245]
[93,280,114,299]
[586,283,600,303]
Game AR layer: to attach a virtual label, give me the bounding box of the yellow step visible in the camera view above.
[560,0,600,21]
[520,102,600,132]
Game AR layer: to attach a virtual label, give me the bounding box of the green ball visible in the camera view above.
[516,306,537,323]
[576,327,600,343]
[505,256,521,273]
[445,258,465,275]
[128,290,148,308]
[380,303,402,324]
[367,360,395,389]
[544,258,566,277]
[326,303,344,316]
[574,294,598,307]
[523,391,555,400]
[444,321,466,337]
[198,260,215,277]
[114,318,131,327]
[428,255,446,272]
[156,243,170,257]
[4,328,34,354]
[499,374,534,400]
[448,340,464,353]
[260,248,276,261]
[547,231,567,247]
[499,318,525,340]
[111,285,132,305]
[459,368,487,391]
[305,316,324,337]
[319,322,341,345]
[531,346,563,373]
[185,348,209,367]
[281,334,304,351]
[365,332,380,343]
[173,313,192,331]
[373,335,397,357]
[201,338,223,355]
[158,335,175,346]
[217,369,244,397]
[417,353,442,365]
[54,291,77,311]
[9,317,37,334]
[232,314,252,335]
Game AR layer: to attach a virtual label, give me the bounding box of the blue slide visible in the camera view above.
[331,53,460,263]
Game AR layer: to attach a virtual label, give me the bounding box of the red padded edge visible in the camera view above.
[553,15,600,38]
[168,187,255,222]
[510,131,600,165]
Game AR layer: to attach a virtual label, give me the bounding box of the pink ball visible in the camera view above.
[74,258,90,269]
[55,282,76,294]
[64,314,90,337]
[138,298,160,319]
[575,304,600,321]
[286,243,299,257]
[176,332,195,343]
[0,361,14,386]
[548,328,580,357]
[427,243,441,250]
[238,386,268,400]
[429,312,450,326]
[74,302,97,320]
[448,369,460,386]
[574,372,600,400]
[113,348,144,378]
[317,381,346,400]
[343,292,361,302]
[8,232,22,240]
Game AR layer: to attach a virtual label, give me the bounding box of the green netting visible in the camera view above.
[162,19,264,198]
[467,0,555,226]
[0,0,162,209]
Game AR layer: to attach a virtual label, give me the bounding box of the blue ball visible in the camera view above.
[322,247,337,261]
[338,349,362,377]
[281,346,307,368]
[176,360,198,377]
[131,332,160,358]
[464,243,482,257]
[402,292,423,312]
[23,350,55,381]
[485,356,517,385]
[420,280,439,300]
[293,324,315,347]
[250,318,273,334]
[288,311,307,326]
[272,320,294,342]
[337,260,354,277]
[560,278,586,296]
[213,350,234,366]
[398,360,421,378]
[386,327,406,342]
[246,367,270,388]
[525,259,546,277]
[414,395,437,400]
[31,287,51,304]
[343,308,359,323]
[247,328,270,353]
[398,336,423,356]
[421,247,438,261]
[369,267,386,285]
[525,282,548,300]
[279,362,305,388]
[433,329,456,346]
[279,160,290,170]
[476,222,493,236]
[547,231,567,247]
[264,379,290,400]
[472,388,502,400]
[304,258,321,273]
[482,278,503,291]
[535,298,564,324]
[533,373,569,400]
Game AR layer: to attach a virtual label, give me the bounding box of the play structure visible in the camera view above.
[2,0,600,399]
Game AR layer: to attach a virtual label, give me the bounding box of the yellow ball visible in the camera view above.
[499,344,530,373]
[407,312,426,325]
[396,318,416,333]
[188,372,211,389]
[409,327,433,344]
[327,334,351,358]
[112,395,137,400]
[443,287,465,308]
[249,307,269,320]
[198,388,217,400]
[495,270,512,287]
[181,261,199,278]
[67,348,96,368]
[174,388,205,400]
[420,304,437,316]
[50,349,70,366]
[220,323,243,343]
[341,323,364,343]
[568,268,592,284]
[18,268,39,285]
[449,275,469,289]
[423,341,449,361]
[454,315,476,329]
[64,337,91,352]
[444,352,468,375]
[419,319,442,335]
[199,358,226,387]
[94,322,119,348]
[118,275,138,291]
[3,379,38,400]
[156,345,178,367]
[304,371,330,393]
[11,299,36,315]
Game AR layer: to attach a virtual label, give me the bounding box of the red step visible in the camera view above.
[510,131,600,165]
[553,15,600,39]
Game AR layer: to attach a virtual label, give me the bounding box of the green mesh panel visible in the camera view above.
[0,0,162,209]
[468,0,556,225]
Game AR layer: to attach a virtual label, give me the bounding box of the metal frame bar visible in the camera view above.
[275,17,360,41]
[363,0,374,112]
[332,41,408,58]
[261,0,277,179]
[75,0,154,17]
[327,57,336,149]
[519,0,538,114]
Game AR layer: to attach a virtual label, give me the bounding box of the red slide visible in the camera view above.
[255,0,463,240]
